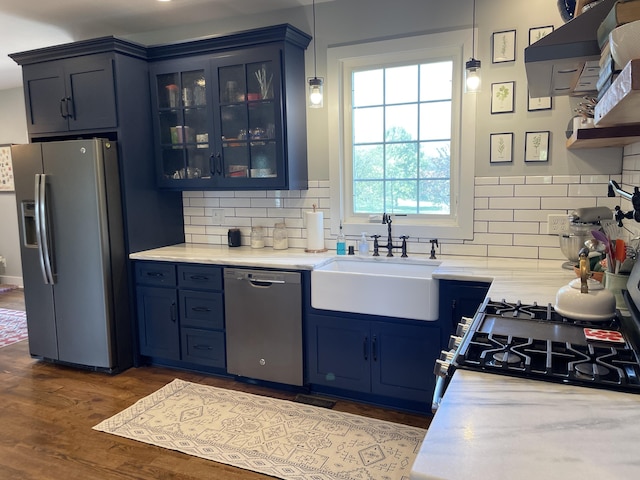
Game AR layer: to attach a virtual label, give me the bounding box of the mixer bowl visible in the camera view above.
[559,234,590,262]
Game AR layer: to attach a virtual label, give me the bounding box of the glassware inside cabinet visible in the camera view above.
[160,146,212,180]
[248,61,274,100]
[250,142,277,178]
[157,73,180,109]
[219,65,246,103]
[220,104,248,141]
[181,70,207,107]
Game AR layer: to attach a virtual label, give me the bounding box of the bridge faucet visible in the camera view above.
[373,213,407,257]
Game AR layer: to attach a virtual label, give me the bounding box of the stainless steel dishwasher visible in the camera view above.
[224,268,303,386]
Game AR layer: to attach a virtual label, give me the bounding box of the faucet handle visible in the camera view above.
[400,235,409,258]
[371,234,381,256]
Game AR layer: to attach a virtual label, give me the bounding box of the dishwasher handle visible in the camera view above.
[248,278,285,287]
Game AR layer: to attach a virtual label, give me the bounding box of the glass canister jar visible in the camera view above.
[250,226,265,249]
[273,222,288,250]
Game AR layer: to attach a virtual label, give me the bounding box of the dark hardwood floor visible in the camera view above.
[0,288,431,479]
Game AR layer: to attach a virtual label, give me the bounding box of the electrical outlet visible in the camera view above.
[547,214,569,235]
[212,209,225,225]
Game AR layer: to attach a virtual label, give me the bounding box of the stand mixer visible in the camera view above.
[559,207,612,269]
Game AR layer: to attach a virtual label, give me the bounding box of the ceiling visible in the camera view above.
[0,0,323,90]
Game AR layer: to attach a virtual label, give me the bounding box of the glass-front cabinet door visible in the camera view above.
[150,47,287,189]
[151,59,214,187]
[216,49,283,188]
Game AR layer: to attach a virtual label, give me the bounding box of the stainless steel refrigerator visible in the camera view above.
[12,139,131,372]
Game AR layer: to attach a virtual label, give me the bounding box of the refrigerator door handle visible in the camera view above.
[34,174,55,285]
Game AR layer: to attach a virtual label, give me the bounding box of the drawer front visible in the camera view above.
[181,328,226,368]
[179,290,224,329]
[178,265,223,291]
[135,262,176,287]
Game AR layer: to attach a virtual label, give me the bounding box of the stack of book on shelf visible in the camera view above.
[597,0,640,99]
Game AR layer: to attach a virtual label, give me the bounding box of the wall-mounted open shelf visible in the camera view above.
[567,124,640,149]
[568,59,640,149]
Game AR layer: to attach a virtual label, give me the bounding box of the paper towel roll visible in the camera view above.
[305,210,326,252]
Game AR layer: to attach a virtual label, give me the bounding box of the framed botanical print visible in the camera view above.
[492,29,516,63]
[525,131,550,162]
[527,91,552,111]
[529,25,554,45]
[0,145,14,192]
[491,81,515,114]
[490,133,514,163]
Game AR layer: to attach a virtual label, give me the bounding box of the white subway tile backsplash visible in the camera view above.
[498,176,525,185]
[568,183,609,197]
[475,197,489,209]
[515,184,568,197]
[180,166,637,261]
[475,176,499,185]
[470,233,514,245]
[490,197,540,209]
[552,175,581,184]
[487,245,539,258]
[524,176,553,185]
[220,197,251,207]
[540,197,596,210]
[475,184,515,197]
[580,174,612,184]
[475,209,514,221]
[489,221,539,234]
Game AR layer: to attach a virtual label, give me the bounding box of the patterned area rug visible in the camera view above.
[94,379,426,480]
[0,308,28,348]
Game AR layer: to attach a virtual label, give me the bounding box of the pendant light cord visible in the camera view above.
[312,0,318,79]
[472,0,476,59]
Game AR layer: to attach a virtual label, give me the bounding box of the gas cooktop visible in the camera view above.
[450,299,640,393]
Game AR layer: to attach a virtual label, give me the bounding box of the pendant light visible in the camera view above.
[308,0,324,108]
[465,0,481,93]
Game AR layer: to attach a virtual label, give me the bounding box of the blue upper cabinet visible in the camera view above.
[10,37,148,137]
[148,24,311,191]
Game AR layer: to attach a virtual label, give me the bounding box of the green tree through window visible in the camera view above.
[351,61,452,215]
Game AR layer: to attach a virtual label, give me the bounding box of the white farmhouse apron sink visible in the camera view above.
[311,257,441,321]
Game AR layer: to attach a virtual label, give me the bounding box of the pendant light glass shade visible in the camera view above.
[465,58,481,93]
[308,77,324,108]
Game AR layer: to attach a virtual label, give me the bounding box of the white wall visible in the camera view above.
[0,87,27,285]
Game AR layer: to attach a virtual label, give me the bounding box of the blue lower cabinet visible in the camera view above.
[136,285,180,360]
[181,328,226,368]
[306,313,441,406]
[306,314,371,393]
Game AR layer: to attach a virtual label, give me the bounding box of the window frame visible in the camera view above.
[327,30,476,240]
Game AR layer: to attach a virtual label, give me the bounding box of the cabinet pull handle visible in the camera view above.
[193,344,213,350]
[372,335,378,362]
[59,98,66,118]
[192,306,211,313]
[363,336,368,361]
[146,271,165,278]
[170,302,177,322]
[217,153,223,175]
[66,97,74,119]
[209,153,216,176]
[189,275,209,281]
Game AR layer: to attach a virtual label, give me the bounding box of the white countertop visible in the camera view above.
[130,243,576,305]
[411,370,640,480]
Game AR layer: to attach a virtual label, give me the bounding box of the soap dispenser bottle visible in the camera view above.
[337,221,346,255]
[358,232,369,255]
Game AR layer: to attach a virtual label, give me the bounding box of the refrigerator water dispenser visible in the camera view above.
[20,201,37,247]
